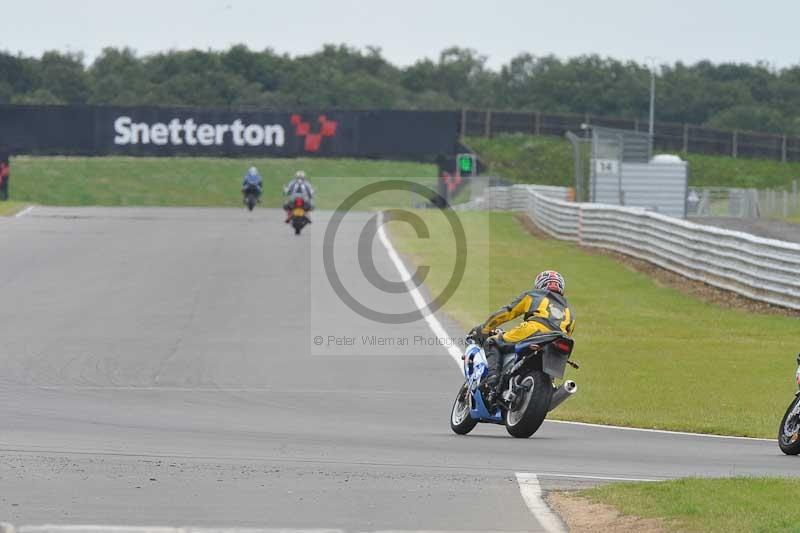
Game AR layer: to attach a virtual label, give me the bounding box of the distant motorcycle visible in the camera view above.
[289,196,310,235]
[450,329,578,438]
[242,184,261,212]
[778,353,800,454]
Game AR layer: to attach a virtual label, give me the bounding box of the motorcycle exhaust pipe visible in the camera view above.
[549,380,577,412]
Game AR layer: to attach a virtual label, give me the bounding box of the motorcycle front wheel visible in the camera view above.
[778,395,800,455]
[505,370,553,438]
[450,383,478,435]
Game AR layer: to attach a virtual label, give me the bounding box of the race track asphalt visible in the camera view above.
[0,207,796,532]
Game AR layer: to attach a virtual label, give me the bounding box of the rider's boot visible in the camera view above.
[483,343,503,408]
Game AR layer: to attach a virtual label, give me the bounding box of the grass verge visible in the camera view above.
[466,133,800,190]
[0,201,31,216]
[465,134,575,186]
[389,211,797,437]
[579,477,800,532]
[8,156,436,210]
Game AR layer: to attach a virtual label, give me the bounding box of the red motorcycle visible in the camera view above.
[289,197,310,236]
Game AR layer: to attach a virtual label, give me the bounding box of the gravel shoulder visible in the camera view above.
[547,492,668,533]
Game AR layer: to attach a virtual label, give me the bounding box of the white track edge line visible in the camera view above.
[14,205,34,218]
[532,472,659,482]
[546,419,773,442]
[515,473,566,533]
[376,212,462,367]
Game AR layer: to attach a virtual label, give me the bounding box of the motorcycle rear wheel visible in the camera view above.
[505,370,553,438]
[778,395,800,455]
[450,383,478,435]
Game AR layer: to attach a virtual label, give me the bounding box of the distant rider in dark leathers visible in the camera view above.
[242,166,263,200]
[470,270,575,404]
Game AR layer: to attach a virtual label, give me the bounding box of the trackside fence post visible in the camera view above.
[683,124,689,153]
[782,136,788,163]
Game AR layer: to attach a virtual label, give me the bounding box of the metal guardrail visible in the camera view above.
[456,184,570,211]
[460,185,800,310]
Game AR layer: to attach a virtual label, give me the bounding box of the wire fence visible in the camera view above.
[688,183,800,219]
[460,109,800,162]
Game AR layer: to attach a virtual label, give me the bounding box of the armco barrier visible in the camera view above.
[459,186,800,310]
[456,184,569,211]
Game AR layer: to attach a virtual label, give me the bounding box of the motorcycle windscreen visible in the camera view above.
[463,344,488,379]
[292,207,306,216]
[541,344,569,379]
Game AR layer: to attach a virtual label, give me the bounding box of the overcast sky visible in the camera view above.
[4,0,798,69]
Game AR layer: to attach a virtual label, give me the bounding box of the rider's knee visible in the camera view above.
[484,335,501,352]
[484,334,501,347]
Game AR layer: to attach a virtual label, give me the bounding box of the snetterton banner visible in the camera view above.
[0,105,459,158]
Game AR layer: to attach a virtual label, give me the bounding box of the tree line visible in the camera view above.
[1,44,799,135]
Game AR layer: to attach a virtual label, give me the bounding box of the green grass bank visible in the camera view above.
[389,211,798,437]
[7,156,436,210]
[580,477,800,532]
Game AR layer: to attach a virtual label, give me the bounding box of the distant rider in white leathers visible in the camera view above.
[283,170,314,222]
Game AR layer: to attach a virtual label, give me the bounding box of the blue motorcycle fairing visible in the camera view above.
[469,387,503,423]
[460,342,502,422]
[463,343,484,378]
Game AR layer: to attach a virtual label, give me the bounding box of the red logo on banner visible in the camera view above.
[290,114,338,152]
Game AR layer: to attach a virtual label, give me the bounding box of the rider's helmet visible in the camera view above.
[248,166,258,176]
[295,170,306,181]
[534,270,565,295]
